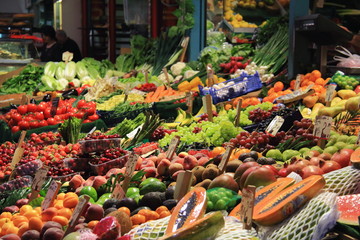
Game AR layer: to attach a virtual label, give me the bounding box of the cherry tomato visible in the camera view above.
[27,103,37,113]
[77,100,87,108]
[56,107,66,115]
[11,126,20,133]
[29,121,39,129]
[17,105,27,115]
[11,113,22,122]
[34,112,44,120]
[38,120,48,127]
[18,120,29,130]
[24,116,34,122]
[37,102,47,112]
[54,115,62,122]
[88,114,99,121]
[75,111,85,119]
[44,108,52,118]
[83,119,91,123]
[47,118,57,126]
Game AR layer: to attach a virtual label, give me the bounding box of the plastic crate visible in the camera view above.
[0,175,32,192]
[199,72,263,104]
[89,154,129,176]
[63,157,91,172]
[15,159,43,177]
[79,138,121,153]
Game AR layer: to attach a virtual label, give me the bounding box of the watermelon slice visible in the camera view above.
[337,194,360,226]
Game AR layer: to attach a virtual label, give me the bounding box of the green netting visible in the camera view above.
[323,166,360,195]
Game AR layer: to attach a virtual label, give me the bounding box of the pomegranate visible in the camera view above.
[300,165,324,179]
[320,160,341,173]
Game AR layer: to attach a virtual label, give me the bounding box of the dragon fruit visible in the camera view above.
[93,216,121,240]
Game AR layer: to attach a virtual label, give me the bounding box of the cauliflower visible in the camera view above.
[158,72,174,83]
[174,75,183,82]
[170,62,186,76]
[184,70,199,79]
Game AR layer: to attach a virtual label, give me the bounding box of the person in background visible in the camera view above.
[40,25,62,62]
[56,30,82,62]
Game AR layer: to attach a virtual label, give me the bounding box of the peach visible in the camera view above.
[157,159,171,176]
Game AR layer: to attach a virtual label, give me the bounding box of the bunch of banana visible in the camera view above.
[162,108,193,129]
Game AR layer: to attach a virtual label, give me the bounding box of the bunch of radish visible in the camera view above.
[219,56,251,74]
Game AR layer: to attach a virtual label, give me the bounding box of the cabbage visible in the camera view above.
[41,75,59,90]
[64,61,76,80]
[72,79,81,87]
[44,62,57,77]
[55,65,65,79]
[58,78,69,90]
[87,67,100,80]
[76,62,88,79]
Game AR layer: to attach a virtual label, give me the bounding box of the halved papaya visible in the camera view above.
[159,211,224,240]
[253,175,325,226]
[165,187,207,235]
[350,149,360,169]
[229,178,295,219]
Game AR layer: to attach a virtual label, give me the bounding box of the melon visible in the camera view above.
[229,178,295,219]
[337,194,360,226]
[350,149,360,169]
[253,175,325,226]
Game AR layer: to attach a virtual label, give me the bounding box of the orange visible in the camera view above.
[138,209,152,220]
[118,207,130,217]
[64,192,78,199]
[159,210,171,218]
[28,217,43,232]
[0,218,10,228]
[130,214,146,225]
[19,205,33,215]
[23,210,39,220]
[41,207,58,221]
[267,87,275,95]
[274,81,284,92]
[211,147,225,157]
[56,192,66,200]
[12,215,28,227]
[17,223,29,237]
[52,215,69,226]
[87,220,99,229]
[224,104,232,110]
[147,211,159,221]
[53,200,64,209]
[1,222,14,235]
[312,70,321,79]
[63,195,78,208]
[34,207,42,215]
[315,78,325,86]
[5,225,18,235]
[57,208,73,220]
[289,80,295,89]
[156,206,169,215]
[0,212,12,219]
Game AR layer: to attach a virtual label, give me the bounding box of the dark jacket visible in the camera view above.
[40,43,62,62]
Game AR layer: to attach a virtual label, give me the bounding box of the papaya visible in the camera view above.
[165,187,207,235]
[159,211,224,240]
[350,149,360,169]
[229,178,295,219]
[253,175,325,226]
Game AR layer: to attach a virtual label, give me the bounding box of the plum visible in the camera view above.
[21,230,40,240]
[42,228,64,240]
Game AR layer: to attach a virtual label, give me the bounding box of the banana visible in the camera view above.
[173,108,186,123]
[180,112,194,126]
[162,122,180,129]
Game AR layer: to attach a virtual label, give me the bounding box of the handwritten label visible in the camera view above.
[31,166,49,192]
[265,116,284,136]
[68,195,90,229]
[163,68,171,86]
[62,51,74,62]
[42,180,61,210]
[112,183,126,200]
[10,131,26,171]
[186,92,193,114]
[174,171,193,201]
[234,99,243,127]
[166,136,180,160]
[313,116,332,139]
[325,84,336,103]
[239,185,256,230]
[295,74,301,91]
[218,146,234,173]
[143,70,149,84]
[125,153,138,177]
[202,95,213,122]
[206,64,215,87]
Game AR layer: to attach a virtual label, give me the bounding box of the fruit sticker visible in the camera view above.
[42,180,61,210]
[239,185,256,230]
[313,116,332,139]
[325,84,336,103]
[265,116,284,136]
[166,136,180,160]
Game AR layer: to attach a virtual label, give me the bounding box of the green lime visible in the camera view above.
[139,177,160,188]
[126,187,140,198]
[96,193,111,206]
[207,201,214,211]
[215,199,227,210]
[210,194,221,203]
[228,198,237,208]
[79,186,98,201]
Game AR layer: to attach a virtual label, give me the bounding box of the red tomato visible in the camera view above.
[11,126,20,133]
[27,104,37,113]
[29,121,39,129]
[11,113,22,122]
[18,121,29,130]
[37,102,47,112]
[84,106,96,115]
[34,112,44,120]
[88,114,99,121]
[56,107,66,115]
[38,120,48,127]
[24,116,34,122]
[75,111,85,119]
[44,108,52,119]
[77,100,87,108]
[54,115,62,122]
[17,105,27,115]
[83,119,91,124]
[47,118,57,126]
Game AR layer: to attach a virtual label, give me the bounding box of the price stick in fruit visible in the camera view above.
[122,152,138,193]
[29,166,50,202]
[357,132,360,146]
[325,84,336,107]
[9,131,27,180]
[163,68,171,86]
[218,146,234,173]
[64,195,90,237]
[234,99,243,127]
[143,70,149,84]
[174,170,193,201]
[207,64,215,87]
[265,116,284,137]
[62,51,74,63]
[239,185,256,230]
[179,36,190,62]
[202,94,213,122]
[20,94,29,105]
[41,180,61,210]
[186,92,193,114]
[295,74,301,91]
[166,136,181,160]
[50,97,60,117]
[313,115,332,149]
[112,183,126,200]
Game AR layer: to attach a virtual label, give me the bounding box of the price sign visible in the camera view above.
[206,64,215,87]
[20,95,29,105]
[50,97,60,117]
[239,185,256,230]
[64,195,90,237]
[42,180,61,210]
[143,70,149,84]
[125,153,138,177]
[234,99,243,127]
[112,183,126,200]
[62,51,74,63]
[29,166,50,201]
[313,116,332,140]
[9,131,26,172]
[295,74,301,91]
[174,171,193,201]
[325,84,336,105]
[202,95,213,122]
[218,146,234,173]
[265,116,284,136]
[166,136,181,160]
[186,92,193,114]
[163,68,171,86]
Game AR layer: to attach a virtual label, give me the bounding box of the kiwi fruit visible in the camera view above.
[202,167,219,180]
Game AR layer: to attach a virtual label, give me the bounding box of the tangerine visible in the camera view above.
[41,207,58,221]
[57,208,72,220]
[118,207,130,217]
[52,215,69,226]
[28,217,43,231]
[130,214,146,225]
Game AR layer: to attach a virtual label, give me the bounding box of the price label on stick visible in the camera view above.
[202,95,213,122]
[357,132,360,146]
[295,74,301,91]
[29,166,49,201]
[143,70,149,84]
[186,92,193,114]
[112,183,126,200]
[62,51,74,63]
[325,84,336,105]
[234,99,243,127]
[265,116,284,136]
[239,185,256,230]
[125,152,138,177]
[65,195,90,236]
[9,131,26,171]
[50,97,60,117]
[42,180,61,210]
[174,171,193,201]
[163,68,171,86]
[206,64,215,87]
[313,116,332,140]
[218,146,234,173]
[166,136,180,160]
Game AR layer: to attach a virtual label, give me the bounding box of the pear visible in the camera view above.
[330,97,342,107]
[345,96,360,112]
[317,106,345,117]
[337,90,356,99]
[324,146,338,155]
[303,95,318,108]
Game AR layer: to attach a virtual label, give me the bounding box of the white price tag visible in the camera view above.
[112,183,126,200]
[295,74,301,91]
[265,116,284,136]
[68,195,90,226]
[325,84,336,103]
[356,132,360,146]
[42,180,61,210]
[31,166,49,192]
[166,136,180,160]
[125,153,138,177]
[126,124,143,139]
[313,116,332,139]
[239,185,256,230]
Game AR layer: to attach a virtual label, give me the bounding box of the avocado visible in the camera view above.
[139,177,160,188]
[159,192,166,202]
[165,185,175,200]
[103,198,121,210]
[163,199,178,211]
[104,207,117,216]
[140,181,166,195]
[119,197,138,212]
[139,192,163,210]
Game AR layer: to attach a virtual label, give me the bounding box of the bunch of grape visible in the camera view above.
[229,131,272,152]
[150,127,177,141]
[248,108,272,123]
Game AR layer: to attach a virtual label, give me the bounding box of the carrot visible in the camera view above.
[152,85,166,101]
